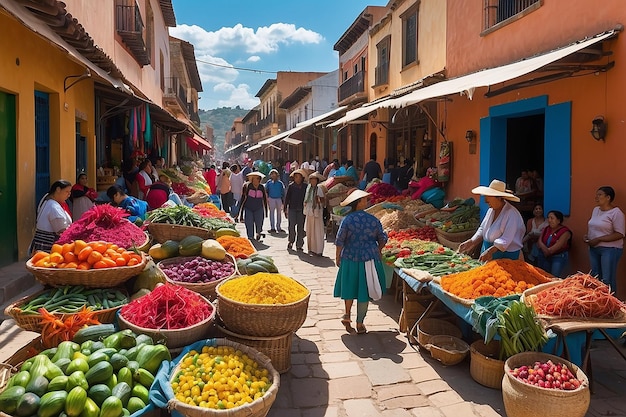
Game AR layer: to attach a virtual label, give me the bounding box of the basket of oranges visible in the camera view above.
[26,240,146,287]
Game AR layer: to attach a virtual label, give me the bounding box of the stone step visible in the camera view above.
[0,262,42,318]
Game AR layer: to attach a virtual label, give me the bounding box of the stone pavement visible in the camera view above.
[1,216,626,416]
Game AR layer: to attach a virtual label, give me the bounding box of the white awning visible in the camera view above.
[224,141,248,154]
[295,106,347,128]
[332,29,617,125]
[387,29,616,109]
[258,126,299,146]
[246,143,262,152]
[282,137,302,145]
[0,0,130,94]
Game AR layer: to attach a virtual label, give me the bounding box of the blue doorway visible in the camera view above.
[35,91,51,205]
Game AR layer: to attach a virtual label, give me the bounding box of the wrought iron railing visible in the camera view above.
[483,0,541,31]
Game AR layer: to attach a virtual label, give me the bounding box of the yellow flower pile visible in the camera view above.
[219,273,308,304]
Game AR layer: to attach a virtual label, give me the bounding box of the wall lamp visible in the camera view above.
[465,130,476,143]
[64,68,91,92]
[590,116,607,141]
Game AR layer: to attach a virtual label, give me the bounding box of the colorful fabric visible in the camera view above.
[333,258,386,302]
[335,210,387,262]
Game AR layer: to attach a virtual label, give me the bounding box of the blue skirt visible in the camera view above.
[333,258,386,303]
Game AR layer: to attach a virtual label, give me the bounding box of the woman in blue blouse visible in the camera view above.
[334,189,388,334]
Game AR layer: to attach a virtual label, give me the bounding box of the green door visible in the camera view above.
[0,91,18,265]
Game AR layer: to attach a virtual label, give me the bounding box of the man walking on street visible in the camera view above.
[284,169,307,251]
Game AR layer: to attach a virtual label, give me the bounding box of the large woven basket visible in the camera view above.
[148,223,214,243]
[25,254,147,288]
[415,318,462,347]
[158,254,238,301]
[168,339,280,417]
[502,352,590,417]
[425,335,470,366]
[4,288,127,333]
[0,337,44,391]
[118,296,216,349]
[470,340,505,389]
[217,324,293,374]
[435,228,476,244]
[216,277,310,337]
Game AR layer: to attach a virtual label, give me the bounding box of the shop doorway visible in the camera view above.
[0,91,18,266]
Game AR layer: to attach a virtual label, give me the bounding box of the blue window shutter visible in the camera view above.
[479,116,508,218]
[544,102,571,215]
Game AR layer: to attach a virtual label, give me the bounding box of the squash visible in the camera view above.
[37,390,67,417]
[0,386,26,414]
[148,240,179,260]
[99,397,122,417]
[84,361,113,386]
[15,392,40,417]
[87,385,111,407]
[132,259,166,292]
[178,236,205,257]
[215,227,240,238]
[79,398,99,417]
[65,386,87,417]
[201,239,226,261]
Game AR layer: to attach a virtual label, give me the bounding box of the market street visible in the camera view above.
[1,216,626,416]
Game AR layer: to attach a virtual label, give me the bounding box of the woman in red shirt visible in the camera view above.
[536,210,572,277]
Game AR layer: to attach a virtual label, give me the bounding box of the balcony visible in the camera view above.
[374,62,389,87]
[116,4,150,66]
[339,71,366,103]
[187,103,200,124]
[163,77,187,112]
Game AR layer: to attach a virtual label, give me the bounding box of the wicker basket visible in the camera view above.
[470,340,505,389]
[118,296,215,349]
[158,254,238,301]
[168,339,280,417]
[25,254,147,288]
[502,352,590,417]
[186,193,210,205]
[135,232,152,252]
[217,324,293,373]
[216,277,310,337]
[4,288,127,333]
[0,337,44,391]
[148,223,214,243]
[425,335,470,366]
[415,318,462,347]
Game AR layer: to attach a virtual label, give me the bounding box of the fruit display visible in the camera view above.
[171,345,272,410]
[159,256,235,284]
[147,205,235,231]
[236,254,278,274]
[192,203,233,221]
[149,236,228,262]
[509,360,583,390]
[0,329,170,417]
[29,241,143,270]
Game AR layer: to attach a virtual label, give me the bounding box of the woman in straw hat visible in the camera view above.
[333,188,388,334]
[458,179,525,262]
[304,172,327,256]
[239,171,268,241]
[284,169,307,251]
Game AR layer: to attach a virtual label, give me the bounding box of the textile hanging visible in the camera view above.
[437,141,451,183]
[144,104,152,147]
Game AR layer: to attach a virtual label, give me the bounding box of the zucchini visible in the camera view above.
[85,361,114,386]
[72,324,117,344]
[37,390,68,417]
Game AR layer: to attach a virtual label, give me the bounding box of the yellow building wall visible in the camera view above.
[0,13,95,260]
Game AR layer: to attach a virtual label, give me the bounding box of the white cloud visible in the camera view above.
[247,56,261,62]
[171,23,323,55]
[213,83,260,109]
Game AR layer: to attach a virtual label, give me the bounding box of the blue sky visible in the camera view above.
[170,0,387,110]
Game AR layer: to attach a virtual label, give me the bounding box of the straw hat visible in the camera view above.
[471,179,520,202]
[308,172,326,182]
[340,189,371,206]
[246,171,265,180]
[268,169,279,176]
[290,169,308,179]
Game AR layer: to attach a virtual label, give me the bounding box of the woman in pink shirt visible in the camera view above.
[585,186,625,291]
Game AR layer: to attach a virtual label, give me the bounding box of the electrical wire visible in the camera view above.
[195,58,277,74]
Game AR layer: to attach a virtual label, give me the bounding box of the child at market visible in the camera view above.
[107,185,148,223]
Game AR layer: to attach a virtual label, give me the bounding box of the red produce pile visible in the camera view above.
[57,204,146,248]
[367,182,400,204]
[509,360,582,390]
[172,182,193,196]
[120,284,213,329]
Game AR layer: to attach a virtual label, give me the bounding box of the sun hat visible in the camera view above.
[246,171,265,180]
[268,169,279,176]
[308,172,326,182]
[471,179,520,202]
[290,169,308,179]
[340,189,371,207]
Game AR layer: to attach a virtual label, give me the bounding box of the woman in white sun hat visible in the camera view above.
[333,188,388,334]
[458,179,525,262]
[304,171,326,256]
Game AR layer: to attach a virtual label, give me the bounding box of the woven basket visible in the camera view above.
[415,318,462,347]
[425,335,470,366]
[168,339,280,417]
[187,193,210,205]
[25,254,147,288]
[4,288,127,333]
[118,296,215,349]
[0,337,44,391]
[217,325,293,374]
[470,340,505,389]
[136,232,152,252]
[148,223,214,243]
[158,254,238,301]
[216,277,310,337]
[502,352,590,417]
[435,228,477,244]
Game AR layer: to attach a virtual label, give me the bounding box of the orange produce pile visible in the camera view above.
[30,240,143,270]
[441,259,552,299]
[216,236,256,259]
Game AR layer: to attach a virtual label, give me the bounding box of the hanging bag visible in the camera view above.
[364,260,382,301]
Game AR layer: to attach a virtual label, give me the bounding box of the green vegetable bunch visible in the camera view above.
[497,300,548,360]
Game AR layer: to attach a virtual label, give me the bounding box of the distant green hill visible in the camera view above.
[199,107,249,157]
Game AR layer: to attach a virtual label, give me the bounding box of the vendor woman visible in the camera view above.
[458,179,525,261]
